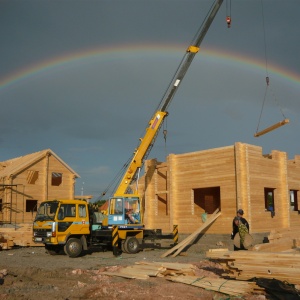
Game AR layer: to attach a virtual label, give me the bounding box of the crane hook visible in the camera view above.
[226,16,231,28]
[163,129,167,142]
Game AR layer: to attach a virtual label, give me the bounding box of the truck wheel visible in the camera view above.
[124,237,140,254]
[121,240,128,253]
[64,238,82,258]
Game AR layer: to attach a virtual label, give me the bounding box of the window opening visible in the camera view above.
[52,172,62,186]
[193,187,220,214]
[264,188,275,212]
[290,190,298,212]
[27,170,39,184]
[26,199,38,213]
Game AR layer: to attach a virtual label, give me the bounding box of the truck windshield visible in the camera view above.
[34,201,59,221]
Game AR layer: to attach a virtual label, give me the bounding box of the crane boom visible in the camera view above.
[159,0,224,112]
[114,0,223,198]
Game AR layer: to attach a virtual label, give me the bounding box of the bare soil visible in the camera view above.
[0,245,265,300]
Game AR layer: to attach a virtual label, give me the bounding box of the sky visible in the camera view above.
[1,0,299,202]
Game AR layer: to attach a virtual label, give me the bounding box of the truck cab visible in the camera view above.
[33,199,90,257]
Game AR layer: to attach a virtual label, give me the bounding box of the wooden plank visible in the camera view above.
[136,261,196,270]
[206,249,300,285]
[161,209,221,258]
[102,271,149,280]
[103,261,197,280]
[254,118,289,137]
[119,266,161,277]
[167,275,262,296]
[251,239,294,252]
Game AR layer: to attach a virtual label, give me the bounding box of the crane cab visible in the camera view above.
[104,197,142,228]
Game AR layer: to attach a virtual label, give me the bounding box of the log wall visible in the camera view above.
[142,142,300,235]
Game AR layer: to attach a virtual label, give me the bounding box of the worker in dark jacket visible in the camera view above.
[231,209,249,250]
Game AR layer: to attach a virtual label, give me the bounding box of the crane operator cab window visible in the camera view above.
[125,199,141,224]
[110,198,123,215]
[108,197,141,224]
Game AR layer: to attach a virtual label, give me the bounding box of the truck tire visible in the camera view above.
[64,238,83,258]
[124,237,140,254]
[121,240,127,253]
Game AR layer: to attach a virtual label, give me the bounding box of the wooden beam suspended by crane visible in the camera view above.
[254,118,289,137]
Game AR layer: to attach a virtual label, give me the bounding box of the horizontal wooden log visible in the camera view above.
[206,249,300,285]
[167,275,262,296]
[254,119,289,137]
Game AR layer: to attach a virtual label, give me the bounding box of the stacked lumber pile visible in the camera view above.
[206,248,300,285]
[103,261,263,297]
[161,209,221,258]
[0,234,14,250]
[0,223,41,249]
[251,226,300,252]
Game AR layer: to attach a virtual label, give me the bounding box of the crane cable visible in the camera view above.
[163,119,168,159]
[255,0,287,135]
[226,0,232,28]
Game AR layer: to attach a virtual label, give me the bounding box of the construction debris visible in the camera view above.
[0,269,7,285]
[102,261,262,297]
[103,261,197,279]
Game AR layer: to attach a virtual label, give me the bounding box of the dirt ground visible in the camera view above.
[0,242,269,300]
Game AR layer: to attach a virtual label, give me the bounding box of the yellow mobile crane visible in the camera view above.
[33,0,224,258]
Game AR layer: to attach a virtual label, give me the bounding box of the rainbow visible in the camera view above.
[1,43,300,90]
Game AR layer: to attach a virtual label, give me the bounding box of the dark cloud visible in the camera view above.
[0,0,299,200]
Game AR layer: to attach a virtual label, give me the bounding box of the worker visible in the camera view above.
[232,217,249,250]
[231,209,249,250]
[125,209,136,224]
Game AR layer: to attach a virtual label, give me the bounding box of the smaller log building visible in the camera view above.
[140,142,300,235]
[0,149,79,224]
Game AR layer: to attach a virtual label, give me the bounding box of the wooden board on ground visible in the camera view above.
[102,261,263,296]
[161,209,221,258]
[167,275,263,296]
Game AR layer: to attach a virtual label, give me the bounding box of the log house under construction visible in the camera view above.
[1,142,300,243]
[140,142,300,235]
[0,149,79,225]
